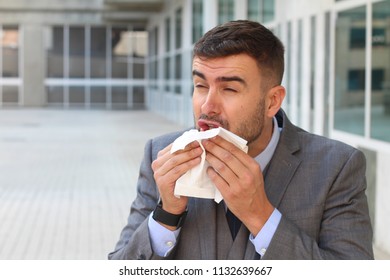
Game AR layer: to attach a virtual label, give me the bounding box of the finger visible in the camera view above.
[205,136,250,167]
[157,143,173,157]
[205,149,240,190]
[155,155,202,197]
[206,163,232,196]
[154,144,203,177]
[202,137,248,179]
[154,141,201,170]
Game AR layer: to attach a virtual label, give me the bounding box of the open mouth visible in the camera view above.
[197,119,221,131]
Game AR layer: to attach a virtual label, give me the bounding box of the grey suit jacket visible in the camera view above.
[108,110,374,260]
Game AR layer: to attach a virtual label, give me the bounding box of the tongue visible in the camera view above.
[198,119,221,131]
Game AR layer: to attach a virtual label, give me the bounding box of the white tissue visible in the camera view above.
[170,127,248,203]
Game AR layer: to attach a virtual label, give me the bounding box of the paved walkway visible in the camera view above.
[0,109,184,259]
[0,109,388,259]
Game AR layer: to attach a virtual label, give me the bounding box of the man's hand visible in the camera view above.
[202,136,274,236]
[151,141,202,217]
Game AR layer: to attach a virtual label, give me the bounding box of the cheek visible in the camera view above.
[192,94,203,115]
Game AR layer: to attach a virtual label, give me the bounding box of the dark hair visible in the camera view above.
[193,20,285,90]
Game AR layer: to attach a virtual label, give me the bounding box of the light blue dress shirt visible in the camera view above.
[148,117,282,258]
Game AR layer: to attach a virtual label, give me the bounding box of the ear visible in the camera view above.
[266,85,285,118]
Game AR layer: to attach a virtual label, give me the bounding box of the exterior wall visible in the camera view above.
[145,0,390,257]
[376,152,390,251]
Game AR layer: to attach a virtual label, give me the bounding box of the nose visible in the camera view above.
[200,89,221,116]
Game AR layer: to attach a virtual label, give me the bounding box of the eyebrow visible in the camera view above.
[192,69,247,87]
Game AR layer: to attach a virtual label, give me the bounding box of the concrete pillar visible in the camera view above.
[22,23,45,107]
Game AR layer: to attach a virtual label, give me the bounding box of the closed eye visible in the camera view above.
[195,84,209,90]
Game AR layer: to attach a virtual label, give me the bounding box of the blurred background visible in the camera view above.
[0,0,389,259]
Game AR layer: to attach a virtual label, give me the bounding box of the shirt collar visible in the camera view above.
[254,117,280,171]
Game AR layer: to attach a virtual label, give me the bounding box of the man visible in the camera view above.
[109,20,373,260]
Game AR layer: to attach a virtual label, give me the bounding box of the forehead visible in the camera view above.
[192,54,260,80]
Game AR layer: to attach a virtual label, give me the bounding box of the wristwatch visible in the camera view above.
[152,201,187,228]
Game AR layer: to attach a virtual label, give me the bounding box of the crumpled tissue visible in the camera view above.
[170,127,248,203]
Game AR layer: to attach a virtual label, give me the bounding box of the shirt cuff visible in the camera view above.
[249,208,282,258]
[148,213,181,257]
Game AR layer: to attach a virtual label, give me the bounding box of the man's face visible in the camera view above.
[192,53,270,152]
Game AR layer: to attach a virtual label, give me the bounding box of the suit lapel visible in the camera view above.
[264,110,302,208]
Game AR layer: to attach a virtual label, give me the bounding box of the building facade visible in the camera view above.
[145,0,390,257]
[1,0,389,257]
[0,0,151,109]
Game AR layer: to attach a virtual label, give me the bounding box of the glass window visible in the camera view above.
[133,86,145,109]
[164,56,171,91]
[126,31,147,58]
[263,0,275,22]
[133,62,145,79]
[91,27,107,78]
[348,69,365,91]
[129,31,147,79]
[174,53,182,94]
[192,0,203,43]
[148,27,158,82]
[371,0,390,142]
[175,54,181,80]
[153,60,158,81]
[165,18,171,52]
[248,0,261,22]
[372,69,384,91]
[112,86,128,108]
[350,27,366,48]
[164,56,171,80]
[44,24,146,109]
[174,84,181,94]
[46,86,64,105]
[90,86,106,106]
[46,26,64,78]
[334,6,366,136]
[372,27,386,46]
[111,27,129,78]
[69,27,85,78]
[1,25,19,77]
[175,8,182,49]
[2,86,18,103]
[218,0,234,24]
[247,0,274,23]
[69,86,85,105]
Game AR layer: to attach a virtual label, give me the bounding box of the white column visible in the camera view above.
[314,12,325,135]
[301,16,311,131]
[203,0,218,32]
[234,0,247,20]
[22,23,45,107]
[289,19,298,124]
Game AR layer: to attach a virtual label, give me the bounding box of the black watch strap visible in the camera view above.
[152,201,187,228]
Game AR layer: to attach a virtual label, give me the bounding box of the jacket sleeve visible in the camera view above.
[263,149,374,260]
[108,139,164,260]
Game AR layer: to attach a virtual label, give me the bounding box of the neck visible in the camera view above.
[247,118,274,157]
